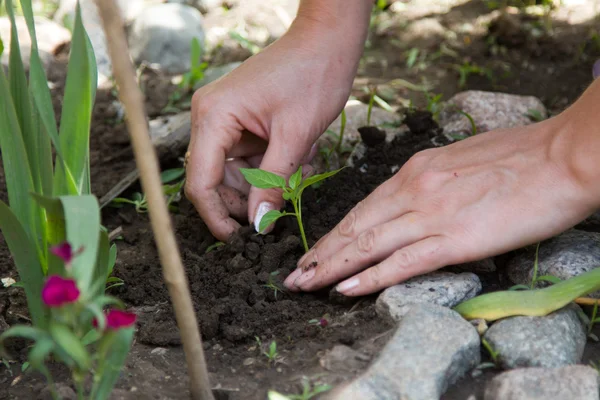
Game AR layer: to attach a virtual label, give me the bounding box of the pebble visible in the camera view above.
[483,305,586,369]
[376,272,481,323]
[332,303,480,400]
[484,365,600,400]
[319,345,370,373]
[439,91,546,139]
[507,229,600,296]
[128,3,205,74]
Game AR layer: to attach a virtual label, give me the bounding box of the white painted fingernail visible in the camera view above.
[254,202,274,233]
[336,277,359,294]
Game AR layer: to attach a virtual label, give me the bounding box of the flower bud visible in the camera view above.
[41,275,80,307]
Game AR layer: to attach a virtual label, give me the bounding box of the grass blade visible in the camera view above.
[0,200,47,327]
[91,328,135,400]
[54,1,96,195]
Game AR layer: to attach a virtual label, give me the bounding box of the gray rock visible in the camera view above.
[319,345,370,373]
[128,3,205,75]
[0,16,70,71]
[449,258,497,273]
[332,303,480,400]
[507,230,600,296]
[149,111,191,160]
[484,365,600,400]
[193,61,241,88]
[376,272,481,323]
[440,91,546,139]
[483,305,586,369]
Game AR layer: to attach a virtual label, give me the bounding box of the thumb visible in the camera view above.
[248,136,312,233]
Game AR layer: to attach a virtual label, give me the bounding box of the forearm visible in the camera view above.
[556,78,600,207]
[287,0,373,80]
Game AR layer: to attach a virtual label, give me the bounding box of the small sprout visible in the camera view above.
[481,338,500,366]
[526,109,546,122]
[264,340,279,365]
[240,166,343,252]
[268,377,332,400]
[588,300,600,341]
[263,271,285,300]
[308,314,329,328]
[455,61,493,88]
[205,241,225,254]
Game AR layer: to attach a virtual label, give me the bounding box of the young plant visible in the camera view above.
[587,300,600,341]
[205,241,225,254]
[308,314,329,328]
[263,271,285,300]
[509,243,561,291]
[263,340,279,365]
[112,167,186,213]
[455,61,493,88]
[0,1,133,397]
[268,378,332,400]
[240,166,343,252]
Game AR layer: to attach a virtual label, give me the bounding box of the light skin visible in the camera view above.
[186,0,600,296]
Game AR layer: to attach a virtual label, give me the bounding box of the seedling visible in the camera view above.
[163,37,208,113]
[240,166,343,252]
[205,241,225,254]
[263,340,279,365]
[308,314,329,328]
[482,338,500,365]
[268,377,332,400]
[263,271,285,300]
[455,61,493,88]
[587,300,600,341]
[364,86,394,126]
[509,243,561,291]
[447,109,477,141]
[525,109,546,122]
[366,87,376,125]
[424,92,444,121]
[112,168,185,213]
[229,30,261,55]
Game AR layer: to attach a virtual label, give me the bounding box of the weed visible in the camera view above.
[205,241,225,254]
[112,168,185,213]
[308,314,329,328]
[263,340,279,365]
[525,109,546,122]
[366,87,376,126]
[268,377,332,400]
[509,243,561,291]
[482,338,500,364]
[587,300,600,341]
[229,31,261,55]
[455,61,493,88]
[424,92,444,121]
[240,166,343,252]
[263,271,285,300]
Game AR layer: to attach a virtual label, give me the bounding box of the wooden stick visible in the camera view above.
[94,2,214,399]
[575,297,600,306]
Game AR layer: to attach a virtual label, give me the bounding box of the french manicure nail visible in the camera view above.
[284,268,303,288]
[293,268,316,288]
[254,202,274,233]
[336,278,359,294]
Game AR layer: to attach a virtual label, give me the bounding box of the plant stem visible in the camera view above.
[530,242,541,290]
[95,1,214,399]
[367,88,375,126]
[293,198,309,253]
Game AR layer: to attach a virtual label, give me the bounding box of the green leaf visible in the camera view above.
[91,327,135,400]
[268,391,292,400]
[0,200,47,327]
[288,166,302,190]
[48,322,90,370]
[0,326,47,348]
[54,1,96,195]
[508,284,530,291]
[190,37,202,71]
[0,36,3,57]
[28,337,54,371]
[107,243,117,276]
[205,241,225,254]
[240,168,287,189]
[258,210,286,233]
[91,230,110,298]
[81,329,102,347]
[298,168,344,193]
[160,168,185,183]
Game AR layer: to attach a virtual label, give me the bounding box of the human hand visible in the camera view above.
[184,12,369,241]
[284,116,600,296]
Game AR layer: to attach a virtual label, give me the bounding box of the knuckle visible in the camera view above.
[367,264,382,286]
[392,249,417,268]
[357,228,375,256]
[338,205,359,238]
[410,170,443,193]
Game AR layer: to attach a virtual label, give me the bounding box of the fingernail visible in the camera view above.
[293,268,316,288]
[284,268,303,289]
[336,278,359,294]
[254,202,274,233]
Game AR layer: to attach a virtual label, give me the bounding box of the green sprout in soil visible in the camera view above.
[308,314,329,328]
[205,241,225,254]
[268,377,332,400]
[263,271,285,300]
[240,166,343,252]
[455,61,493,88]
[509,243,561,291]
[255,337,279,366]
[112,167,186,213]
[526,108,546,122]
[425,92,444,121]
[587,300,600,341]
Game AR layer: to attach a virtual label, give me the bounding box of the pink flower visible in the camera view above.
[50,242,83,265]
[319,318,328,328]
[41,275,80,307]
[94,309,137,331]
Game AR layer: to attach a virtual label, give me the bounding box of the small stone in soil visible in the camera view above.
[483,304,586,369]
[484,365,600,400]
[332,303,480,400]
[319,345,370,373]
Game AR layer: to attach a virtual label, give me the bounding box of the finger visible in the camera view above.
[284,212,428,292]
[185,117,242,241]
[336,236,452,296]
[248,136,314,232]
[227,130,268,158]
[297,189,411,271]
[217,185,247,219]
[223,158,252,194]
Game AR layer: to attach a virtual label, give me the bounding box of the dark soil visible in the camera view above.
[2,3,600,400]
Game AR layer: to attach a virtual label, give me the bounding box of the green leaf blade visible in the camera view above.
[48,322,91,370]
[298,167,344,192]
[258,210,286,233]
[240,168,287,189]
[288,166,302,190]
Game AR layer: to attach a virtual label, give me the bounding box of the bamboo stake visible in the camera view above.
[94,1,214,399]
